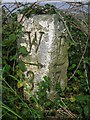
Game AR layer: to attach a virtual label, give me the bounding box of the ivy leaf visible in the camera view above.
[3,34,16,46]
[75,95,87,102]
[3,64,11,72]
[9,34,16,41]
[18,61,26,72]
[10,55,17,61]
[70,96,76,102]
[43,76,50,81]
[19,46,28,56]
[17,81,23,89]
[45,101,52,107]
[76,70,82,75]
[71,64,76,69]
[3,39,9,46]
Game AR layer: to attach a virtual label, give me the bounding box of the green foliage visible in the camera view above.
[2,6,44,119]
[18,60,26,72]
[36,76,52,107]
[19,4,56,18]
[19,46,29,56]
[3,34,16,46]
[63,13,90,119]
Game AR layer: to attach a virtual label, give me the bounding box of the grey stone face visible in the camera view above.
[18,14,68,101]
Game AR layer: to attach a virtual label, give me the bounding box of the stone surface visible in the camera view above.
[18,14,68,100]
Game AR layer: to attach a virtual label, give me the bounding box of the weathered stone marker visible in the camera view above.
[18,14,68,101]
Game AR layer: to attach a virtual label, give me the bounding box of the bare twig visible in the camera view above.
[19,2,38,23]
[2,5,13,16]
[54,8,76,44]
[83,57,89,91]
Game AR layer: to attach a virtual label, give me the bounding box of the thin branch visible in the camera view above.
[83,57,90,91]
[54,8,76,44]
[19,2,38,23]
[2,5,13,16]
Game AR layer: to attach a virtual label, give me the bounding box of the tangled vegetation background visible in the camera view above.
[2,2,90,120]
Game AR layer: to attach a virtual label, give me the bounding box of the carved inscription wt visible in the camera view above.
[25,31,45,53]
